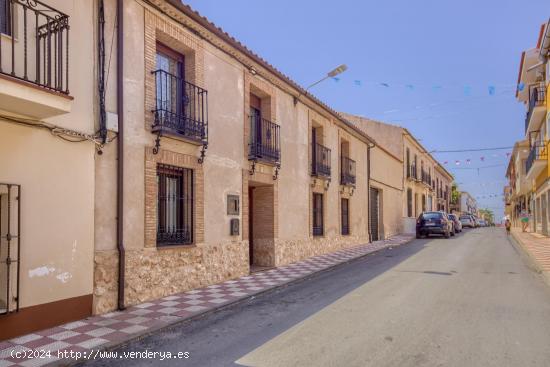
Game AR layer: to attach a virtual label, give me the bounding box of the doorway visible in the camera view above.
[370,187,380,242]
[248,186,254,265]
[248,182,275,270]
[542,193,548,236]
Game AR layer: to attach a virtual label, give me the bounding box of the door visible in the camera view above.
[248,187,254,265]
[312,193,324,236]
[156,44,186,128]
[370,187,380,241]
[341,198,349,235]
[542,193,548,236]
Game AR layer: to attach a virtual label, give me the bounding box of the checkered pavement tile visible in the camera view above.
[1,234,412,367]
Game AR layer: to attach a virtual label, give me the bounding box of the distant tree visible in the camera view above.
[450,183,460,205]
[478,208,494,224]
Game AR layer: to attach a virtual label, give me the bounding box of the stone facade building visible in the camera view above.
[342,115,404,240]
[92,0,376,314]
[459,192,478,215]
[340,116,453,235]
[507,20,550,235]
[402,130,453,232]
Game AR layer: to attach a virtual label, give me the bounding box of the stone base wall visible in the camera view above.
[274,235,369,267]
[93,241,248,315]
[93,235,373,315]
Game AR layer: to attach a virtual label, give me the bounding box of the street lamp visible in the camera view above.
[293,64,348,105]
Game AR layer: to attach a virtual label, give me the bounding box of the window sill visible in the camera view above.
[156,243,197,251]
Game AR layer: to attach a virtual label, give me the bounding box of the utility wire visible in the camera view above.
[431,147,513,153]
[0,114,103,147]
[448,164,506,170]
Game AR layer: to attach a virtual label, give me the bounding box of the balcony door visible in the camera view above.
[156,44,186,123]
[249,94,263,158]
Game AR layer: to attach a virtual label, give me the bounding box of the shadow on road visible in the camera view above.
[78,236,441,367]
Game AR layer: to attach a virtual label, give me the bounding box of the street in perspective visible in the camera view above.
[1,1,550,366]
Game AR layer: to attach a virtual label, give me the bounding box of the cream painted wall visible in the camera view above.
[0,0,96,308]
[370,146,404,237]
[202,44,245,244]
[0,122,95,308]
[277,93,310,241]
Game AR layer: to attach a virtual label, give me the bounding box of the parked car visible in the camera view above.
[459,214,475,228]
[472,216,480,228]
[448,214,462,233]
[478,219,487,227]
[416,211,453,239]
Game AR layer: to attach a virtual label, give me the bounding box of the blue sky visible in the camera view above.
[184,0,548,220]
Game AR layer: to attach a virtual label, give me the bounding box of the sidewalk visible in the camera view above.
[511,228,550,286]
[0,234,413,367]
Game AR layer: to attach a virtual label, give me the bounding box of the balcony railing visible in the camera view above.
[312,143,331,178]
[249,115,280,163]
[420,170,431,186]
[525,83,546,132]
[0,0,69,94]
[408,165,418,180]
[152,69,208,143]
[525,141,548,174]
[340,156,356,186]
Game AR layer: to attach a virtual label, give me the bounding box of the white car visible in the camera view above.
[459,215,475,228]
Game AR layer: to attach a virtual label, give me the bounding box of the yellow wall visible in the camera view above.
[546,82,550,178]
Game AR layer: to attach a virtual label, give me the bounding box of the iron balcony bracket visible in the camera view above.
[198,142,208,164]
[249,160,257,176]
[273,163,281,180]
[152,131,162,155]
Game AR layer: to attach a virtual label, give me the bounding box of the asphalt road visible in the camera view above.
[79,228,550,367]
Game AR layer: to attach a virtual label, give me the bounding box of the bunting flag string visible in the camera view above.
[330,77,519,97]
[440,152,512,166]
[459,180,508,187]
[475,194,505,199]
[447,164,506,171]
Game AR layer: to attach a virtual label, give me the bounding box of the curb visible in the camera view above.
[509,231,550,288]
[56,236,414,366]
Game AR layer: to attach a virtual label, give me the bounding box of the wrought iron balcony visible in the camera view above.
[420,170,431,186]
[249,115,280,163]
[312,143,331,178]
[407,165,418,180]
[0,0,69,94]
[152,69,208,143]
[525,141,548,175]
[525,83,546,133]
[340,156,356,186]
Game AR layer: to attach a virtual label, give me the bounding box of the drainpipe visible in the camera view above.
[116,0,126,311]
[367,142,375,242]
